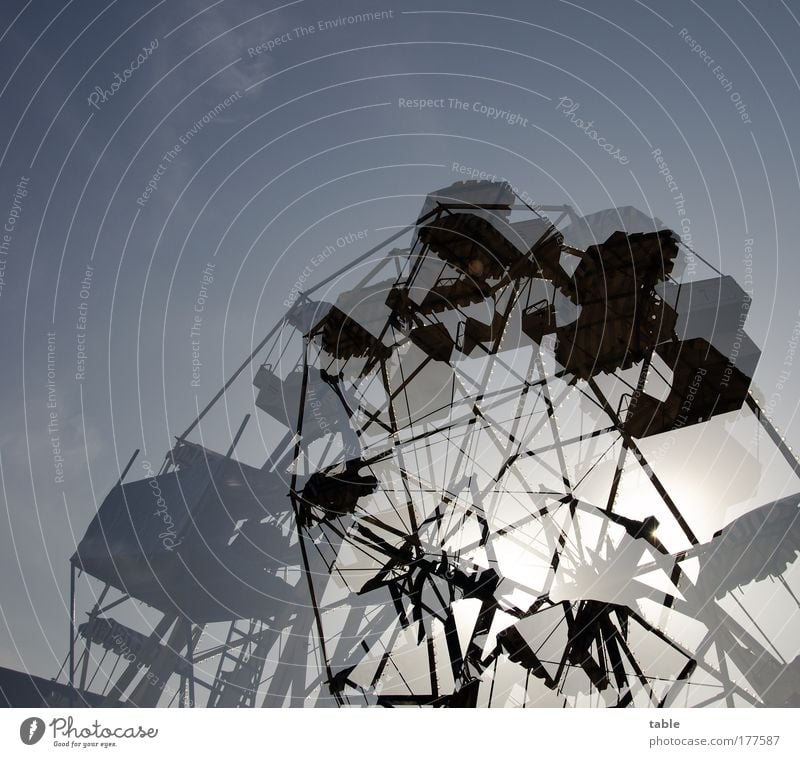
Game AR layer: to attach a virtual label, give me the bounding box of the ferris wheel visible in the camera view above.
[58,179,800,708]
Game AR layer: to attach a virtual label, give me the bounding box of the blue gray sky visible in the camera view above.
[2,0,800,679]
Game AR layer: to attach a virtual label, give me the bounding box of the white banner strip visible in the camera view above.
[1,707,796,757]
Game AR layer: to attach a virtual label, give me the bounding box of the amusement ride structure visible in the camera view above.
[44,180,800,708]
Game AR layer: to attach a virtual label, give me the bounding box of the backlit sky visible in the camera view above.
[2,0,800,680]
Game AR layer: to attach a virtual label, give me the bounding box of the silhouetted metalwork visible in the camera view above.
[48,180,800,709]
